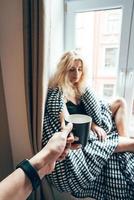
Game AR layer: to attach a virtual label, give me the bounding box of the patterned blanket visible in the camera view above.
[42,87,134,200]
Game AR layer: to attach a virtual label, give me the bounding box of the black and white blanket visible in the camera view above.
[42,87,134,200]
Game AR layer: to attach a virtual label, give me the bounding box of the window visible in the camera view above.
[104,47,118,68]
[65,0,134,136]
[74,10,121,98]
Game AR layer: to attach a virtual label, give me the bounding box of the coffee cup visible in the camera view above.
[65,114,92,147]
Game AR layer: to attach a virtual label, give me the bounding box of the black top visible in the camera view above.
[66,101,87,115]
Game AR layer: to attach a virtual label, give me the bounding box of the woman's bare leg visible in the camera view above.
[110,98,128,136]
[114,136,134,153]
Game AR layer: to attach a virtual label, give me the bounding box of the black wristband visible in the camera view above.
[16,159,41,190]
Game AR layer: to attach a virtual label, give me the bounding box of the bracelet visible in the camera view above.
[16,159,41,190]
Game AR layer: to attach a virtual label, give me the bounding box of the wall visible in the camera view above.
[0,0,33,173]
[0,65,13,180]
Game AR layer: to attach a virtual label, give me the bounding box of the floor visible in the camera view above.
[52,187,95,200]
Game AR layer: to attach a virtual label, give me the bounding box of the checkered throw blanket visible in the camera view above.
[42,87,134,200]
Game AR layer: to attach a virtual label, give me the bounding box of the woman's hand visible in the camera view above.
[91,122,107,141]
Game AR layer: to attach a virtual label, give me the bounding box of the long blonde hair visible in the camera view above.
[49,50,88,99]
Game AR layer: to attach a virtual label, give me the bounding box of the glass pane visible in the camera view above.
[75,9,122,101]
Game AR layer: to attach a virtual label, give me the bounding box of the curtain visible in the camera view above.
[23,0,65,199]
[23,0,44,153]
[23,0,54,199]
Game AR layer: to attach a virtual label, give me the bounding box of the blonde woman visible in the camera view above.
[42,50,134,200]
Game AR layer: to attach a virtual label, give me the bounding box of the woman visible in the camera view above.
[42,51,134,200]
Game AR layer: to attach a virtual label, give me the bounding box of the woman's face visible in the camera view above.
[67,60,83,84]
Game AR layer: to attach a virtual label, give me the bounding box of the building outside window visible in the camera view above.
[104,11,121,34]
[75,9,121,99]
[104,47,118,68]
[103,84,114,98]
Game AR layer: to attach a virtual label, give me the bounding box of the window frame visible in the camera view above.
[64,0,134,136]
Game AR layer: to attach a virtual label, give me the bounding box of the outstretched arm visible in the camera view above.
[0,123,73,200]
